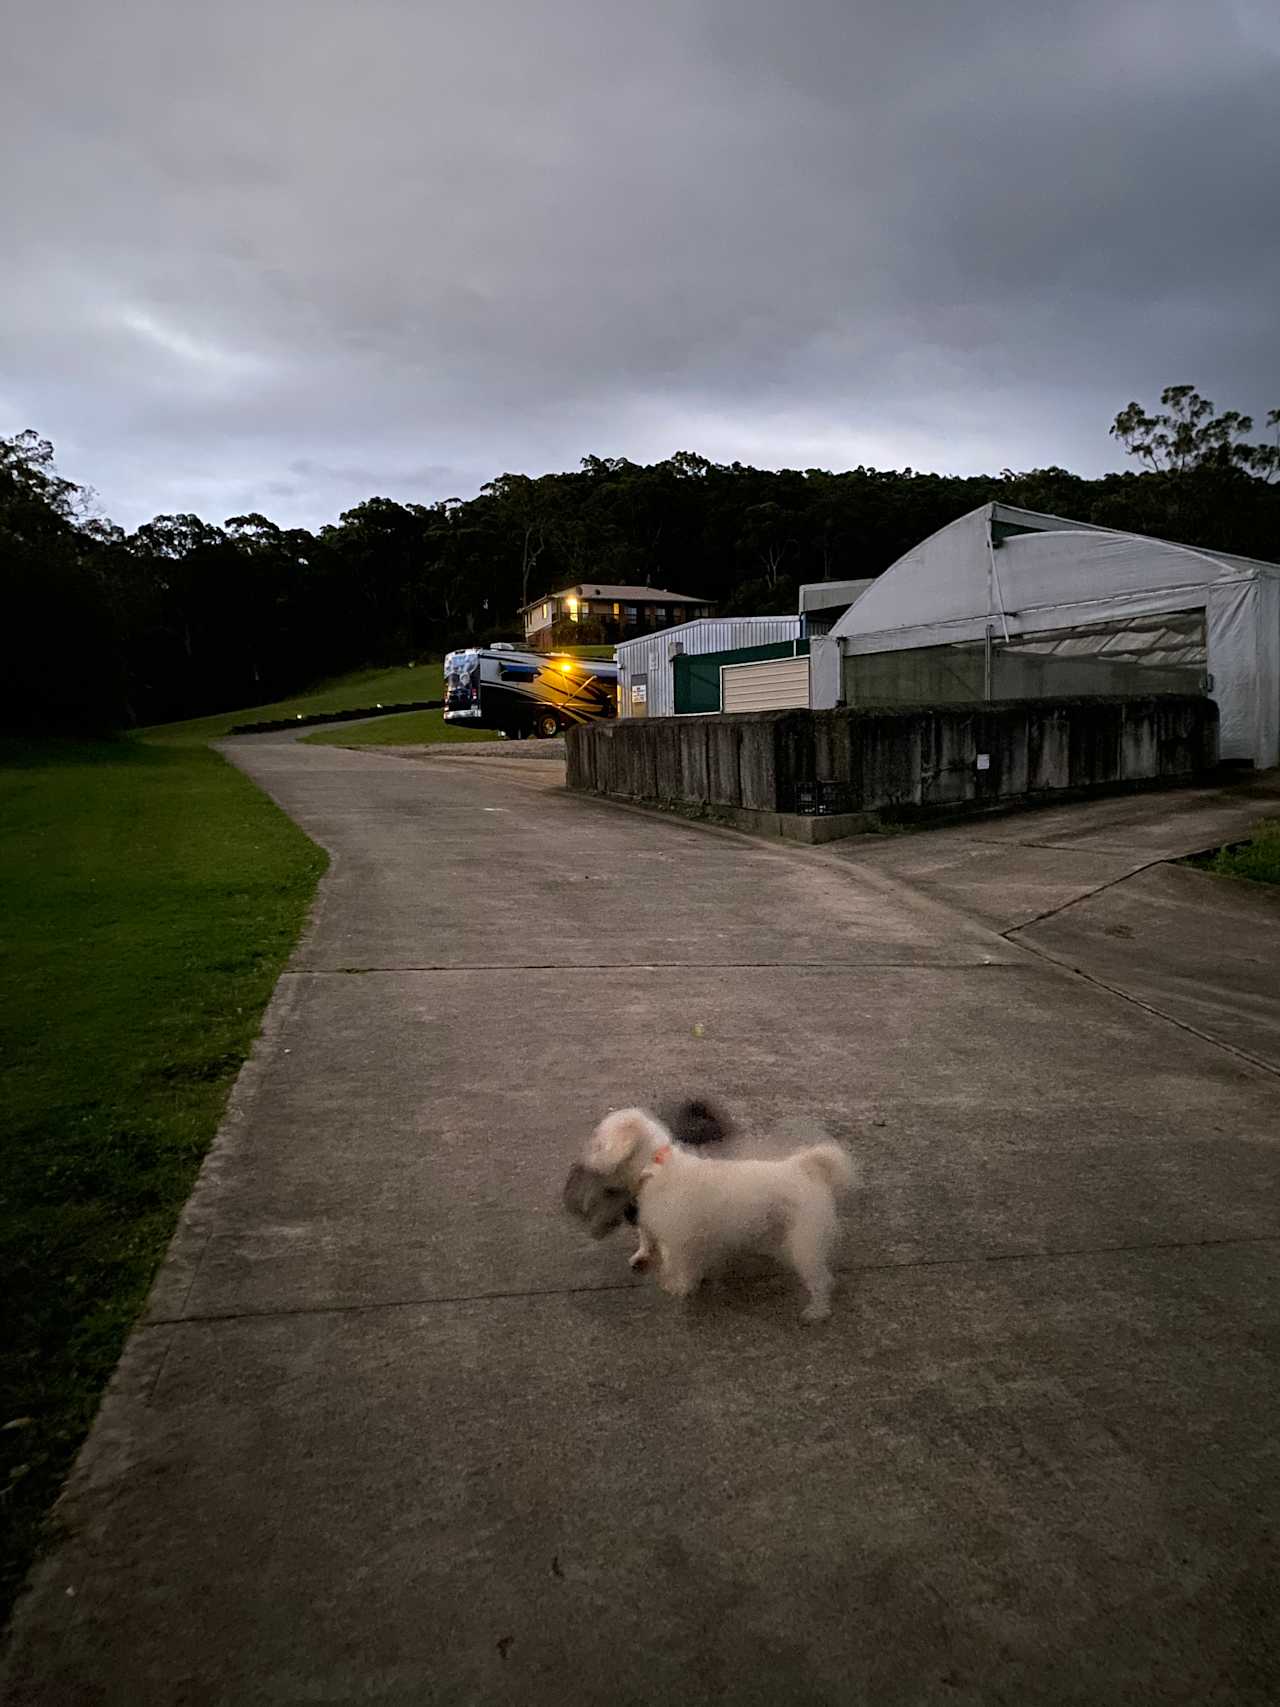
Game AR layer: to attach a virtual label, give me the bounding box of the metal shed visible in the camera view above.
[616,616,801,718]
[798,579,875,636]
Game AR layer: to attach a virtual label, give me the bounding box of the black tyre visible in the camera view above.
[533,711,561,739]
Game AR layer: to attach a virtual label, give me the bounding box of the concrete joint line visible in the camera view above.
[1002,852,1168,935]
[280,960,1032,976]
[1008,932,1280,1081]
[964,837,1143,854]
[140,1230,1280,1330]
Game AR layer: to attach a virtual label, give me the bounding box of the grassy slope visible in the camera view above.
[146,662,445,744]
[0,736,326,1625]
[1192,817,1280,885]
[303,709,497,746]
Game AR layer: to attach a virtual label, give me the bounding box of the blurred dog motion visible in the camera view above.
[564,1100,857,1322]
[561,1096,732,1238]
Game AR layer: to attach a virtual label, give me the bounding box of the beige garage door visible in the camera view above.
[721,655,810,712]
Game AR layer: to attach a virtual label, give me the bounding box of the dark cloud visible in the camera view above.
[4,0,1278,527]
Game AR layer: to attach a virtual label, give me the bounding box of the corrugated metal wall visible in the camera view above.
[616,617,801,717]
[721,656,811,712]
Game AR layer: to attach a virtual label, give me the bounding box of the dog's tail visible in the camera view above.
[660,1096,733,1148]
[792,1143,858,1198]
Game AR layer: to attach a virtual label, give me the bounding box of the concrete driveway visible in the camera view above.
[5,742,1279,1705]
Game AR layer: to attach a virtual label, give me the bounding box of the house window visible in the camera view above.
[566,596,580,622]
[625,605,637,623]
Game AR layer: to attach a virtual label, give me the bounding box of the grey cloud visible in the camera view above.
[4,0,1278,527]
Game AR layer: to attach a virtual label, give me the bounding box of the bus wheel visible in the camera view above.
[534,712,561,739]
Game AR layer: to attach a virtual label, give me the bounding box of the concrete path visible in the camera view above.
[827,770,1280,1073]
[5,745,1279,1705]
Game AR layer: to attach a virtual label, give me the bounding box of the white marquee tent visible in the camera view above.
[828,503,1280,767]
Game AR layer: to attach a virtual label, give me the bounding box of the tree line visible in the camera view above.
[3,385,1276,731]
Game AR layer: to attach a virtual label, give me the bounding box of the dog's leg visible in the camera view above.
[784,1220,835,1323]
[657,1255,699,1299]
[629,1226,656,1272]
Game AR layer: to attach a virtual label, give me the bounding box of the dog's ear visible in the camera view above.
[587,1108,662,1172]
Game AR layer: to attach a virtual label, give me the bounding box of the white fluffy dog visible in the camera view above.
[584,1107,857,1322]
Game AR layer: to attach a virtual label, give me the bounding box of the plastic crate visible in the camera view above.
[793,781,854,817]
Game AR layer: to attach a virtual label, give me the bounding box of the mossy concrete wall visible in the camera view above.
[565,697,1218,842]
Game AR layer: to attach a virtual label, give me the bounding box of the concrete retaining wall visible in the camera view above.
[565,696,1218,842]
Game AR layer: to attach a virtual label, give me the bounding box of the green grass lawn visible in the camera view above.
[1190,817,1280,886]
[0,735,326,1625]
[302,708,498,747]
[145,662,445,745]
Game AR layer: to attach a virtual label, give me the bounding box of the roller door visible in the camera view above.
[721,655,810,712]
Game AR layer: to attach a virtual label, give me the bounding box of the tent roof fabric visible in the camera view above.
[985,502,1279,580]
[829,501,1280,770]
[830,503,1279,651]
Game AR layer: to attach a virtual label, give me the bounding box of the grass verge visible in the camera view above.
[0,735,326,1626]
[1186,817,1280,886]
[145,651,612,746]
[145,662,445,745]
[302,708,498,747]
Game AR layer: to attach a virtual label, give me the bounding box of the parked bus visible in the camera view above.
[443,644,619,739]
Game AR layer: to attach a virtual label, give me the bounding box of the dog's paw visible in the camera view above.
[800,1300,832,1324]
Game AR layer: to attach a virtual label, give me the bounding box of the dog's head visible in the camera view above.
[585,1107,670,1179]
[562,1100,733,1240]
[562,1107,673,1239]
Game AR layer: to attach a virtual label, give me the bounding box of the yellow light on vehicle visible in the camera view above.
[559,661,573,673]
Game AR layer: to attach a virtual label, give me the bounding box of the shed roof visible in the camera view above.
[520,583,707,613]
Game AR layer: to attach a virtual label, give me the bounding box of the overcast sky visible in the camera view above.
[4,0,1278,529]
